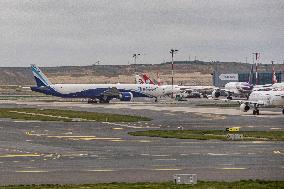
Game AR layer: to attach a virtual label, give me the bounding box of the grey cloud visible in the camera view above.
[0,0,284,67]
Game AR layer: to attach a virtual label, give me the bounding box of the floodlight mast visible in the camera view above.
[170,49,178,98]
[133,53,141,73]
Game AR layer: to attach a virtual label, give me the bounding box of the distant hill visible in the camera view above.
[0,61,283,86]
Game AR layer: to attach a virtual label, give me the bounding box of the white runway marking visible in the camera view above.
[218,167,246,170]
[86,169,115,172]
[208,153,229,156]
[152,168,181,171]
[16,170,48,173]
[155,159,177,161]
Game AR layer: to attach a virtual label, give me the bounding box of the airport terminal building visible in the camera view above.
[213,71,284,87]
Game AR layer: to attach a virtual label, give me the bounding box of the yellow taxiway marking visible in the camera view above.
[252,141,267,144]
[137,140,151,143]
[86,169,115,172]
[111,139,125,142]
[112,127,123,130]
[16,170,48,173]
[152,168,181,171]
[0,154,41,158]
[47,136,96,138]
[219,167,246,170]
[46,136,121,141]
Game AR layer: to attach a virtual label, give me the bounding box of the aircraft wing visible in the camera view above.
[237,100,265,106]
[100,87,120,97]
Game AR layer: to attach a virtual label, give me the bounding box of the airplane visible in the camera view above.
[239,90,284,115]
[30,65,178,103]
[135,73,214,98]
[253,61,284,91]
[212,65,254,100]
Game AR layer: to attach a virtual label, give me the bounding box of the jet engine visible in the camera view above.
[211,89,221,98]
[240,103,250,112]
[119,92,133,101]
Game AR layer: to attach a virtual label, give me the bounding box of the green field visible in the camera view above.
[1,181,283,189]
[0,108,151,122]
[196,103,240,108]
[129,130,284,141]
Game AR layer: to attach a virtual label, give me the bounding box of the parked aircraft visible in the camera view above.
[212,65,254,99]
[30,65,177,103]
[135,73,214,98]
[239,90,284,115]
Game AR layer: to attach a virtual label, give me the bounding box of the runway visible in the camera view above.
[0,99,283,185]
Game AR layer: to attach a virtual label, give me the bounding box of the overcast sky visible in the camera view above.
[1,0,283,67]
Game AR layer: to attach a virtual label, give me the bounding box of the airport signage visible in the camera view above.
[219,74,238,81]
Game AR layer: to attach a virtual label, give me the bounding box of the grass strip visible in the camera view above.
[1,180,284,189]
[0,108,151,122]
[196,103,240,107]
[129,130,284,141]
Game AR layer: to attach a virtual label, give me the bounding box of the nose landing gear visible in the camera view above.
[253,109,260,115]
[252,104,260,115]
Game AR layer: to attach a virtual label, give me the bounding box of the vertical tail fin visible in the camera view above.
[272,61,277,84]
[157,72,161,86]
[142,74,155,85]
[135,74,145,84]
[30,64,52,87]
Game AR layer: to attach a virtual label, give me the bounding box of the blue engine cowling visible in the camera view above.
[119,92,133,101]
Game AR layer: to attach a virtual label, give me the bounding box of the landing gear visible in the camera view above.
[99,96,111,103]
[282,109,284,114]
[87,99,98,104]
[99,98,110,103]
[253,109,260,115]
[155,97,158,102]
[88,97,110,104]
[226,92,233,100]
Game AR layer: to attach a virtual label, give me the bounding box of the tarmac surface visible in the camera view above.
[0,99,283,185]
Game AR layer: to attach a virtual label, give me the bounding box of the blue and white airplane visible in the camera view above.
[30,65,177,103]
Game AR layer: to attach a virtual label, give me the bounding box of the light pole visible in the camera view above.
[170,49,178,98]
[133,53,141,73]
[253,52,259,85]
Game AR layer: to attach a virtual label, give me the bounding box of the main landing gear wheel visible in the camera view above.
[253,109,260,115]
[282,109,284,114]
[99,99,110,103]
[227,96,233,100]
[87,99,98,104]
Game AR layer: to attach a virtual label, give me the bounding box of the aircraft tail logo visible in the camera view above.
[30,64,52,87]
[272,61,277,84]
[142,74,155,85]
